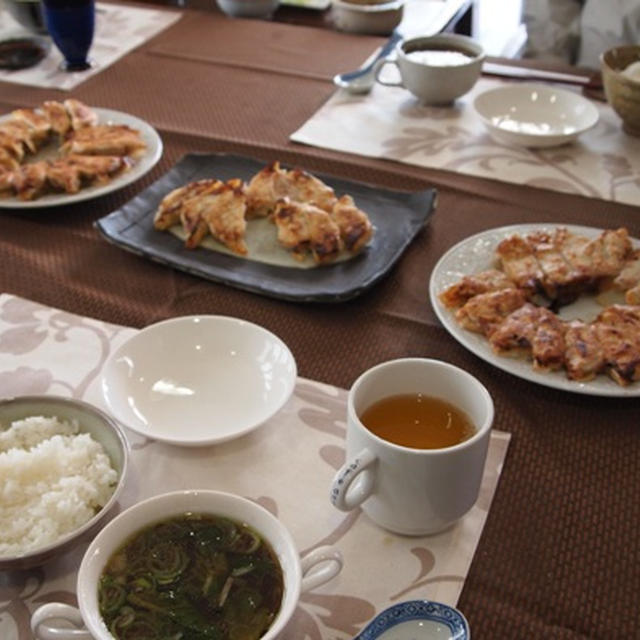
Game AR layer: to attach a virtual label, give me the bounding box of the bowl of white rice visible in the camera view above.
[0,395,129,571]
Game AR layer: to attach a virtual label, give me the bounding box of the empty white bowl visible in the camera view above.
[101,315,297,446]
[474,84,599,148]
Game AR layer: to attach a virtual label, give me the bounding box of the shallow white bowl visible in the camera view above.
[0,395,128,570]
[101,315,297,446]
[474,83,599,148]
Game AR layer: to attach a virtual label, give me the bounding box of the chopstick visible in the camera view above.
[481,61,605,101]
[482,61,597,86]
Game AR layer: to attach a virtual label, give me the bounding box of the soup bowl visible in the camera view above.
[31,490,343,640]
[376,33,485,105]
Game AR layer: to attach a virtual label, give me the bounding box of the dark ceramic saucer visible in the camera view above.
[0,36,49,70]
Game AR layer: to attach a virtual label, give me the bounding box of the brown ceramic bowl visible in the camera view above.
[331,0,403,35]
[0,396,129,571]
[601,45,640,137]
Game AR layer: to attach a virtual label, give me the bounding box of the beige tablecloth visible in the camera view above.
[0,2,181,90]
[0,293,509,640]
[292,76,640,206]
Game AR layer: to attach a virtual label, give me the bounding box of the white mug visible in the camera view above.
[31,490,343,640]
[330,358,494,536]
[375,33,485,104]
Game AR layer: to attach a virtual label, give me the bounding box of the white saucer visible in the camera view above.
[473,83,599,148]
[101,315,297,446]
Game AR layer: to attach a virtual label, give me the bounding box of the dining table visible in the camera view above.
[0,1,639,639]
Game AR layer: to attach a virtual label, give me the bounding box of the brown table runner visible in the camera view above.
[1,7,640,639]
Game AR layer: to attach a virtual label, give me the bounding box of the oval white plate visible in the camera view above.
[101,315,297,446]
[0,107,162,209]
[473,84,599,148]
[355,600,469,640]
[429,224,640,397]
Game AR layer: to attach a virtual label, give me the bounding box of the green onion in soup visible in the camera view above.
[98,513,284,640]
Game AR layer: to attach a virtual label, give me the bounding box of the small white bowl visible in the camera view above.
[31,489,343,640]
[102,315,297,446]
[216,0,279,18]
[331,0,404,35]
[474,84,599,148]
[0,395,128,571]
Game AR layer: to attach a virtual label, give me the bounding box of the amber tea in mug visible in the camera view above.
[359,393,476,449]
[331,358,494,535]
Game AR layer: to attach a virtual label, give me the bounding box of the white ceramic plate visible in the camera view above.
[473,84,599,148]
[355,600,469,640]
[0,107,162,209]
[101,315,297,446]
[429,224,640,397]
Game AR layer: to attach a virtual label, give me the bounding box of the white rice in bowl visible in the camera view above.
[0,416,118,557]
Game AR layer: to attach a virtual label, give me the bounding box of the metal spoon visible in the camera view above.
[333,30,403,94]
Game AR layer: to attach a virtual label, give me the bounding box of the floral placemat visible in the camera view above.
[0,293,510,640]
[0,2,181,90]
[291,76,640,206]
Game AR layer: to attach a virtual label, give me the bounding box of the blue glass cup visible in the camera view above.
[41,0,95,71]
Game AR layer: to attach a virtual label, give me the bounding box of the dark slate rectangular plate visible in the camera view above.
[95,153,437,303]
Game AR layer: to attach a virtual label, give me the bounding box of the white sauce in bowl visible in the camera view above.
[622,60,640,83]
[405,49,473,66]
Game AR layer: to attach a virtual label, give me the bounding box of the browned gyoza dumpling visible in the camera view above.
[47,155,130,194]
[61,124,146,157]
[489,303,566,371]
[329,194,373,254]
[439,269,517,309]
[454,288,528,336]
[273,198,341,264]
[245,161,337,218]
[154,179,221,231]
[155,178,249,255]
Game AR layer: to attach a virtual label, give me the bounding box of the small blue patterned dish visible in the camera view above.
[355,600,470,640]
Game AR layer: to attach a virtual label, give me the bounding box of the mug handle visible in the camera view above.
[31,603,92,640]
[299,545,343,592]
[330,447,377,511]
[375,59,403,87]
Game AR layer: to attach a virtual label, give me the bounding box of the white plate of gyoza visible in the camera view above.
[430,224,640,397]
[0,98,162,208]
